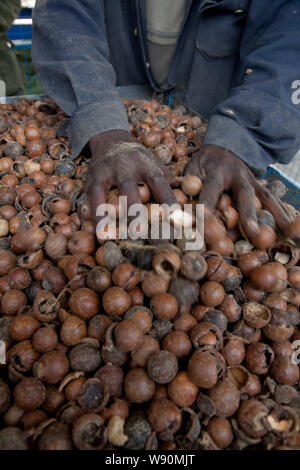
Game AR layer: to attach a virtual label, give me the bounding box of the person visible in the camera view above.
[32,0,300,237]
[0,0,24,96]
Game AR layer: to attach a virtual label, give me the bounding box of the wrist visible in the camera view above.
[202,144,236,157]
[89,129,133,155]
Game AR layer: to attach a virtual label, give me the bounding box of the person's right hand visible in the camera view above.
[85,130,177,224]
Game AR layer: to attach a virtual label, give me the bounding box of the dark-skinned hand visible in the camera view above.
[86,129,177,224]
[185,144,292,238]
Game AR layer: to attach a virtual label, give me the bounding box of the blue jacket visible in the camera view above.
[32,0,300,174]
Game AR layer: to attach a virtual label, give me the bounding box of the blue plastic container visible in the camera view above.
[7,8,32,42]
[264,167,300,210]
[7,24,32,41]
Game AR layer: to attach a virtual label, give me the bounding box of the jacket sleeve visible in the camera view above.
[0,0,21,33]
[32,0,130,158]
[203,0,300,174]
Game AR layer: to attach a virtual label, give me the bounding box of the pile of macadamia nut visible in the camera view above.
[0,97,300,450]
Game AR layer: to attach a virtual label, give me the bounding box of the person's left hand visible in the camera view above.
[184,144,292,238]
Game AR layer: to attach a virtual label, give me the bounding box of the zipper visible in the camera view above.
[134,0,165,93]
[134,0,221,94]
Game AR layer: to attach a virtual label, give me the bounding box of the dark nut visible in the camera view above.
[147,350,178,384]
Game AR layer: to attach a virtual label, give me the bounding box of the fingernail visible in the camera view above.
[248,219,259,234]
[200,169,207,180]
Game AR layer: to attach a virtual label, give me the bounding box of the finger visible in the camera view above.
[118,177,141,207]
[83,171,93,195]
[89,184,108,225]
[233,180,259,238]
[184,152,202,177]
[144,169,177,206]
[139,146,179,187]
[185,148,213,181]
[80,166,111,227]
[198,171,224,211]
[155,159,179,186]
[117,174,142,222]
[83,161,110,195]
[254,180,292,232]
